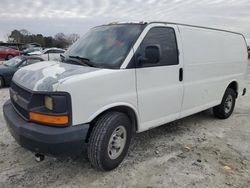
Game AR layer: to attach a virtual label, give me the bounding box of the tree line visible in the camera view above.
[6,29,80,49]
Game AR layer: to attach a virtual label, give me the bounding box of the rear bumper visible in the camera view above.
[3,100,89,156]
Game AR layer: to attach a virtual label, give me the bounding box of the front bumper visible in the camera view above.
[3,100,89,156]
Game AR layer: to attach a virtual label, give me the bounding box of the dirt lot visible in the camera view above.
[0,66,250,188]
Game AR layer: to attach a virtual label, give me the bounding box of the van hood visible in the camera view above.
[12,61,100,91]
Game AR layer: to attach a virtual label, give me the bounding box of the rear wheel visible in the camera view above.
[6,54,14,60]
[88,111,132,171]
[213,88,236,119]
[0,76,4,88]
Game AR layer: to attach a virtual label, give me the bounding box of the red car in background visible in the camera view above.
[0,46,20,60]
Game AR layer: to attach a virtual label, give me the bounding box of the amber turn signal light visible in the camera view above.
[29,112,69,125]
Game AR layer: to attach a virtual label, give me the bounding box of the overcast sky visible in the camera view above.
[0,0,249,44]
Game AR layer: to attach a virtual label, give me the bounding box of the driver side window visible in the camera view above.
[44,50,52,54]
[136,27,179,68]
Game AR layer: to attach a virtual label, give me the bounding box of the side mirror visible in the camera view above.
[139,45,160,65]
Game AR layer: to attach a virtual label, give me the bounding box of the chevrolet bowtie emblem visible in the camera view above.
[12,92,18,102]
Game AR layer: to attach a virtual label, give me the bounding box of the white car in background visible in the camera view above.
[28,48,65,61]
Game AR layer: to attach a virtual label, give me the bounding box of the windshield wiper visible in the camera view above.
[69,55,96,67]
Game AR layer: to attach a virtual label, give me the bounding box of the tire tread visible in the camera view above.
[213,88,236,119]
[88,111,127,171]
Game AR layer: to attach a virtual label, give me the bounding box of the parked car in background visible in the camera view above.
[0,46,20,60]
[24,43,41,49]
[21,47,43,55]
[0,56,44,88]
[27,49,43,56]
[0,42,24,51]
[28,48,65,61]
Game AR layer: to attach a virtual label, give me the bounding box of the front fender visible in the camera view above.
[87,102,140,123]
[56,69,138,127]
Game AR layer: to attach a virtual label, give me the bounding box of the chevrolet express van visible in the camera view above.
[3,22,248,171]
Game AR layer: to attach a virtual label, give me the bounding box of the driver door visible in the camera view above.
[135,25,184,131]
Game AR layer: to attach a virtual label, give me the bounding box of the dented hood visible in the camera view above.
[12,61,99,91]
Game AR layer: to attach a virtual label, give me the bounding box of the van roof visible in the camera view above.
[152,21,243,36]
[104,21,244,36]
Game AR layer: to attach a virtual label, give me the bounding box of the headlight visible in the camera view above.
[29,93,71,126]
[44,95,68,113]
[45,96,53,110]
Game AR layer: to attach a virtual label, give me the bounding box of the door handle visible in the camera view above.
[179,68,183,82]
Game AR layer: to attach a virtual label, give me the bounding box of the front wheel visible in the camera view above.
[88,111,132,171]
[213,88,236,119]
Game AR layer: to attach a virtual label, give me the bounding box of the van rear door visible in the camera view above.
[134,24,184,131]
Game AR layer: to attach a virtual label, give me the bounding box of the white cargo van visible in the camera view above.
[3,22,248,171]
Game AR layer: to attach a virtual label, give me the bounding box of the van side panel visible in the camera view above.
[178,25,247,118]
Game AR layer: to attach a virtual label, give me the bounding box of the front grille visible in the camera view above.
[11,82,32,101]
[10,82,32,120]
[11,99,29,120]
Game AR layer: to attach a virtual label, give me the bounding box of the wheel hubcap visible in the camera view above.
[108,126,127,160]
[224,95,233,114]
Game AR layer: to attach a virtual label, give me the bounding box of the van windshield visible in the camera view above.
[63,24,144,69]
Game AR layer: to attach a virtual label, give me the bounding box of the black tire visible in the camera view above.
[88,111,132,171]
[0,76,4,88]
[213,88,236,119]
[6,54,14,60]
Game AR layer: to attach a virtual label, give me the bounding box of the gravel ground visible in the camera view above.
[0,66,250,188]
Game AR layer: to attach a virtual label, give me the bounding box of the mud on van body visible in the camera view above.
[3,22,248,171]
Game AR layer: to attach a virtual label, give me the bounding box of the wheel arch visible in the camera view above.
[226,80,238,98]
[5,54,13,60]
[86,103,139,142]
